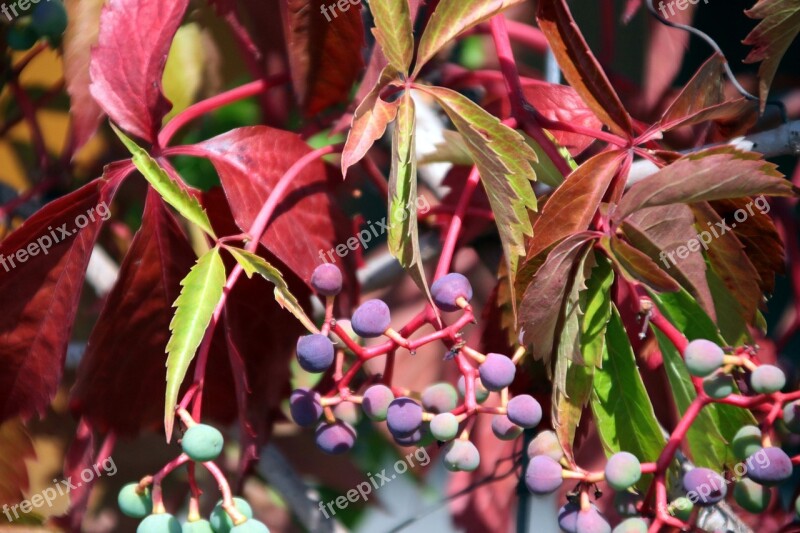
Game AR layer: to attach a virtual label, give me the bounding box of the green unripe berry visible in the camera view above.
[7,18,39,50]
[605,452,642,491]
[209,498,253,533]
[733,478,771,513]
[702,373,734,399]
[683,339,724,377]
[782,400,800,433]
[137,513,181,533]
[332,401,361,426]
[430,412,459,441]
[31,0,67,39]
[795,494,800,518]
[231,519,270,532]
[750,365,786,394]
[669,497,693,521]
[183,519,214,532]
[181,424,224,462]
[732,425,762,461]
[118,483,152,518]
[612,517,648,533]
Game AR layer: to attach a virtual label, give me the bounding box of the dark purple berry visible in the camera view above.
[683,339,724,377]
[443,439,480,472]
[393,429,422,446]
[524,455,562,494]
[783,400,800,433]
[750,365,786,394]
[733,478,771,513]
[311,263,343,296]
[605,452,642,491]
[289,388,322,427]
[506,395,542,429]
[421,382,458,413]
[682,468,727,505]
[478,353,516,391]
[745,447,793,486]
[315,421,356,454]
[296,334,334,373]
[386,397,423,436]
[430,273,473,312]
[361,384,394,421]
[351,299,391,337]
[491,415,523,441]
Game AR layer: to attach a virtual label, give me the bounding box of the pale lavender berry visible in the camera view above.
[525,455,563,494]
[386,397,423,436]
[682,468,727,505]
[311,263,343,296]
[351,299,391,337]
[745,447,793,486]
[315,422,356,455]
[478,353,516,391]
[507,395,542,429]
[430,273,473,312]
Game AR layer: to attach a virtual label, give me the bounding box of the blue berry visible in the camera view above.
[32,0,67,39]
[682,468,726,505]
[209,498,253,533]
[506,395,542,429]
[315,422,356,454]
[430,273,473,312]
[478,353,516,391]
[386,397,423,436]
[118,483,152,518]
[181,424,224,462]
[745,447,792,486]
[289,388,322,427]
[351,299,391,337]
[296,334,334,373]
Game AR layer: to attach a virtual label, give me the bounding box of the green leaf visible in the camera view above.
[369,0,414,73]
[413,0,525,76]
[416,85,537,308]
[524,131,576,188]
[581,254,614,368]
[388,93,432,307]
[112,124,216,238]
[225,247,317,334]
[591,307,665,487]
[164,247,226,439]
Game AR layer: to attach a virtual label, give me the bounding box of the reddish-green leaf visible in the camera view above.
[281,0,365,115]
[0,171,122,423]
[536,0,633,137]
[89,0,188,142]
[603,235,680,293]
[369,0,414,73]
[414,0,526,75]
[615,147,794,220]
[744,0,800,110]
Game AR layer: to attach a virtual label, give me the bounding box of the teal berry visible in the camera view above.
[731,425,762,461]
[604,452,642,491]
[702,373,735,399]
[137,513,181,533]
[118,483,153,518]
[210,498,253,533]
[683,339,724,377]
[733,478,771,513]
[7,18,39,51]
[443,439,480,472]
[669,497,693,521]
[612,517,648,533]
[430,412,459,441]
[181,424,224,462]
[750,365,786,394]
[31,0,68,39]
[182,519,214,532]
[231,519,270,532]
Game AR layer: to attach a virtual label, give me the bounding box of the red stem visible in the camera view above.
[434,166,481,280]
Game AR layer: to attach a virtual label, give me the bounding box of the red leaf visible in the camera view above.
[536,0,633,138]
[280,0,365,115]
[190,126,357,299]
[89,0,189,142]
[0,171,123,423]
[0,419,34,508]
[70,190,199,435]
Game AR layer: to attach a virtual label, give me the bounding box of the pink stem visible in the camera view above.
[434,166,481,280]
[151,454,191,513]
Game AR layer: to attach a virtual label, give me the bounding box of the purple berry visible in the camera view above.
[296,334,334,373]
[575,508,611,533]
[733,478,771,513]
[745,447,793,486]
[612,517,647,533]
[361,384,395,421]
[491,415,523,441]
[430,273,473,312]
[683,339,724,377]
[289,388,322,427]
[315,421,356,454]
[702,373,735,399]
[732,425,762,461]
[527,430,564,461]
[558,503,580,533]
[682,468,727,505]
[457,375,489,403]
[605,452,642,491]
[524,455,563,494]
[386,397,423,436]
[430,412,459,441]
[351,299,391,338]
[750,365,786,394]
[783,400,800,433]
[478,353,517,391]
[421,382,458,414]
[311,263,343,296]
[506,395,542,429]
[443,439,480,472]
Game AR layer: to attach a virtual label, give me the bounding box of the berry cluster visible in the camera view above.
[117,413,270,532]
[290,265,541,473]
[4,0,67,50]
